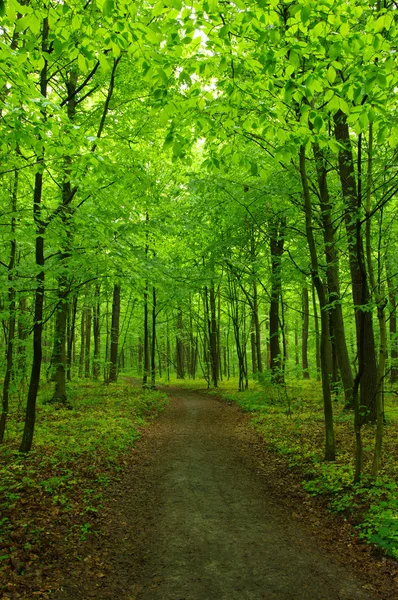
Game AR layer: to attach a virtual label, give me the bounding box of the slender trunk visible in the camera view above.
[20,18,48,453]
[151,286,156,387]
[269,219,285,383]
[386,260,398,383]
[313,143,354,407]
[93,285,100,379]
[109,285,120,383]
[250,324,257,375]
[301,286,310,379]
[17,297,28,381]
[84,305,91,378]
[51,281,68,402]
[104,295,110,383]
[334,110,377,423]
[312,281,321,381]
[300,145,335,461]
[365,126,386,478]
[79,308,86,378]
[143,281,150,385]
[67,294,78,381]
[176,308,184,379]
[209,283,218,387]
[0,171,18,441]
[253,282,262,373]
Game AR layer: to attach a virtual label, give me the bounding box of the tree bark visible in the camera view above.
[84,305,92,378]
[151,286,156,387]
[176,308,184,379]
[334,110,377,423]
[299,145,335,461]
[313,142,354,408]
[93,284,101,379]
[301,286,310,379]
[0,171,18,442]
[20,19,48,453]
[109,285,120,383]
[269,218,285,383]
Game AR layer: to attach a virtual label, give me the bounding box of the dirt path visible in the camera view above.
[56,389,379,600]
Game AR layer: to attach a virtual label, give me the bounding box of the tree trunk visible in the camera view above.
[334,110,377,424]
[51,281,68,403]
[0,171,18,442]
[143,281,150,385]
[93,285,101,379]
[300,145,335,461]
[311,281,321,381]
[109,285,120,383]
[301,286,310,379]
[17,297,28,382]
[67,294,77,381]
[269,218,285,383]
[209,283,218,387]
[84,305,92,378]
[313,142,354,408]
[151,286,156,387]
[386,260,398,383]
[79,307,86,378]
[176,308,184,379]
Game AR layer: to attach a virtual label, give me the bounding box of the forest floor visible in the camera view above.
[47,386,398,600]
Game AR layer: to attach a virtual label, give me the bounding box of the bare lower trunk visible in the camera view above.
[300,145,335,461]
[109,285,121,383]
[301,286,310,379]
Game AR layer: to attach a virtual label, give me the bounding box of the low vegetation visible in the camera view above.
[217,379,398,561]
[0,381,168,597]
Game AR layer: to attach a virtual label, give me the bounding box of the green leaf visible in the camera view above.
[377,125,388,145]
[301,5,311,24]
[289,50,300,69]
[251,162,258,176]
[103,0,114,16]
[313,115,323,133]
[0,0,6,17]
[377,73,387,88]
[98,53,110,74]
[327,65,336,84]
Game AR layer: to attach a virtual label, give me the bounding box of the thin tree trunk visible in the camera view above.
[79,307,86,378]
[109,285,121,383]
[176,308,184,379]
[20,18,48,453]
[334,110,377,423]
[67,293,78,381]
[301,286,310,379]
[209,283,218,387]
[0,171,18,442]
[84,305,92,378]
[312,281,321,381]
[93,285,101,379]
[151,286,156,387]
[313,142,354,408]
[269,219,285,383]
[300,145,335,461]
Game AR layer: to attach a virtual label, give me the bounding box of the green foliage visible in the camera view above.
[0,381,168,515]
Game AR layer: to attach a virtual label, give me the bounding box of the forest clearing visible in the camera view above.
[1,0,398,597]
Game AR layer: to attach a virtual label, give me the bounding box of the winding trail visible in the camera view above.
[57,389,377,600]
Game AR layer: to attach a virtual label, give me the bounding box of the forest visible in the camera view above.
[1,0,398,598]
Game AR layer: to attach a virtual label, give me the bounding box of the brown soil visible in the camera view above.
[53,388,398,600]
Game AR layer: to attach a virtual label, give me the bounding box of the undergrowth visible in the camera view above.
[216,378,398,561]
[0,380,168,596]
